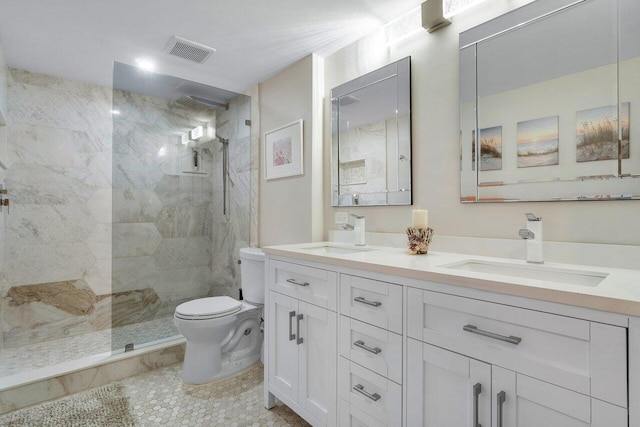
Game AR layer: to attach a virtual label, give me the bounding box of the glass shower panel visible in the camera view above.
[111,63,251,352]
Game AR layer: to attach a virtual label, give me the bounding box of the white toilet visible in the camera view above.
[174,247,265,384]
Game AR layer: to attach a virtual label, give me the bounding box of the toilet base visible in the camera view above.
[178,303,263,385]
[182,346,261,384]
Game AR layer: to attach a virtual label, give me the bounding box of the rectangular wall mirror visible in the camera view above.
[331,56,412,206]
[460,0,640,202]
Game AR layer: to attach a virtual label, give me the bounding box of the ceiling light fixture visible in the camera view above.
[135,58,155,72]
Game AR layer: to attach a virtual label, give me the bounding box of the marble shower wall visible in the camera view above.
[111,89,215,334]
[1,68,113,349]
[0,40,6,350]
[0,67,252,352]
[210,95,251,299]
[111,89,250,339]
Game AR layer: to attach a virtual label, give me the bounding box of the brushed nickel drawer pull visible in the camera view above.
[296,314,304,345]
[473,383,482,427]
[288,311,296,341]
[463,324,522,345]
[287,278,310,287]
[354,296,381,307]
[353,384,381,401]
[497,391,506,427]
[354,340,382,354]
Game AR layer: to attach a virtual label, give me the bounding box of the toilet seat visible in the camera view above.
[175,296,242,320]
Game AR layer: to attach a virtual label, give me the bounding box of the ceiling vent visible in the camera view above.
[165,36,216,64]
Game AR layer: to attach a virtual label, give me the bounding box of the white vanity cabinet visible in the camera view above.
[265,260,338,427]
[407,287,628,426]
[338,275,403,427]
[264,250,637,427]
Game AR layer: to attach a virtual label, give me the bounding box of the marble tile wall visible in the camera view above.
[1,68,253,355]
[111,89,251,340]
[111,89,214,335]
[1,39,7,348]
[2,68,113,349]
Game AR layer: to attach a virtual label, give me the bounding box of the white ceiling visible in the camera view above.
[0,0,424,93]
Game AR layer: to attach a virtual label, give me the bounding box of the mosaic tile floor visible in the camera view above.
[121,363,310,426]
[0,316,179,378]
[0,363,310,426]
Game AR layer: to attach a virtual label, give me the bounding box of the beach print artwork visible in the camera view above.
[517,116,559,168]
[272,137,292,166]
[472,126,503,171]
[576,103,630,162]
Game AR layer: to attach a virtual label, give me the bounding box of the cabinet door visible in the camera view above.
[298,301,337,426]
[407,339,491,427]
[268,291,299,403]
[492,367,626,427]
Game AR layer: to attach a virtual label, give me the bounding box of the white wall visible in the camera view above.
[322,0,640,246]
[259,54,324,246]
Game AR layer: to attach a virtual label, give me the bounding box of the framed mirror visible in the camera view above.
[460,0,640,202]
[331,56,412,206]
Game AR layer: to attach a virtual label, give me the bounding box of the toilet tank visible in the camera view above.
[239,247,265,305]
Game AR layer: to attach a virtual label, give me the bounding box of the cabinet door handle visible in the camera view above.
[288,311,296,341]
[473,383,482,427]
[463,325,522,345]
[287,278,309,287]
[354,296,382,307]
[353,384,381,402]
[496,391,506,427]
[353,340,382,355]
[296,314,304,345]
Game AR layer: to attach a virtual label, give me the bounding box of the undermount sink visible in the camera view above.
[443,259,608,287]
[301,245,374,255]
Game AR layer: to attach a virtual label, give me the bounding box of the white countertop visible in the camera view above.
[263,242,640,317]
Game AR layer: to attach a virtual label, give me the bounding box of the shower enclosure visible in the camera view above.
[0,62,251,381]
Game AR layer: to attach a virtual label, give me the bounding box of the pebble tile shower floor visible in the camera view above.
[0,316,178,378]
[0,363,310,427]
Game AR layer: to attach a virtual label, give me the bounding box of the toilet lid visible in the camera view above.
[175,296,242,320]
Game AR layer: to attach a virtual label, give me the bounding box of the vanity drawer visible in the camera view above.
[339,316,402,384]
[340,275,402,334]
[270,260,337,311]
[338,357,401,427]
[339,399,386,427]
[407,288,627,407]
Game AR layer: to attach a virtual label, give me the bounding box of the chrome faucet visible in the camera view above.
[341,213,366,246]
[519,213,543,264]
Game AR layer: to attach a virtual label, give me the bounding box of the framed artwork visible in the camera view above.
[264,119,304,180]
[517,116,559,168]
[576,102,630,162]
[472,126,503,171]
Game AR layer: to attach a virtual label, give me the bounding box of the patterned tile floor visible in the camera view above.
[0,362,310,426]
[0,316,179,378]
[121,363,310,426]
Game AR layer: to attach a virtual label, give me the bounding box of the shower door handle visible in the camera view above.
[288,311,296,341]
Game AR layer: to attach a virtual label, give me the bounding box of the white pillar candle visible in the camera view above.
[412,209,429,229]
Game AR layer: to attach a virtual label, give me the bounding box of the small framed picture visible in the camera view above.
[264,119,304,180]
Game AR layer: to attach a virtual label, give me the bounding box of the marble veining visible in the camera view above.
[2,69,254,373]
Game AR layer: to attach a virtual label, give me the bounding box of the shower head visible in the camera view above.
[172,96,229,113]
